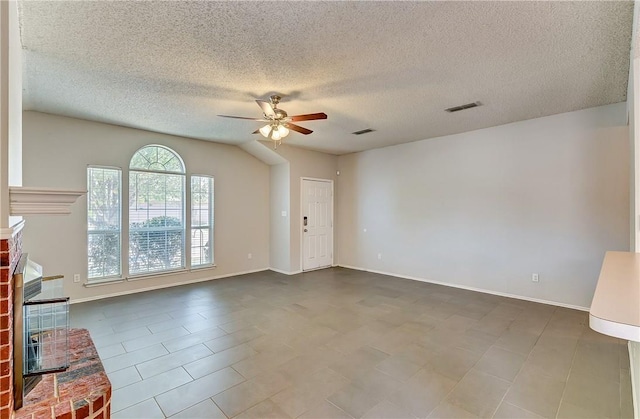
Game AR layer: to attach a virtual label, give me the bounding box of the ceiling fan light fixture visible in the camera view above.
[277,125,289,138]
[219,95,326,150]
[259,124,272,137]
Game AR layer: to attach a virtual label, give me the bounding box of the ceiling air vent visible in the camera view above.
[445,102,481,113]
[352,128,375,135]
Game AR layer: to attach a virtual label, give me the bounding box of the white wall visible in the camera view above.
[337,103,630,309]
[7,0,20,190]
[22,111,270,302]
[270,144,338,272]
[629,5,640,414]
[0,0,22,229]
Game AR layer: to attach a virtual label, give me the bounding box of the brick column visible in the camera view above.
[1,225,23,419]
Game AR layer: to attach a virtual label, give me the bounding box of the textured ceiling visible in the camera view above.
[19,1,633,155]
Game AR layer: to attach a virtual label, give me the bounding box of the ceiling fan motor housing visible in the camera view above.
[274,109,288,120]
[269,95,282,106]
[218,94,326,139]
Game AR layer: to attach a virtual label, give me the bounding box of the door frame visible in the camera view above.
[300,177,334,271]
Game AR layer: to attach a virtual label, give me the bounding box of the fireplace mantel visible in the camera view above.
[9,187,86,215]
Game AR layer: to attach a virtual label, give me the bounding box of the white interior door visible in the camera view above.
[302,179,333,271]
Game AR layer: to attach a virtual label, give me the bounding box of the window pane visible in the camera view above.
[191,176,213,267]
[87,167,121,279]
[129,228,184,274]
[130,145,185,173]
[129,170,185,275]
[88,232,121,278]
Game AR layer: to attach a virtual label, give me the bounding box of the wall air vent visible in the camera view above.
[352,128,375,135]
[445,102,481,113]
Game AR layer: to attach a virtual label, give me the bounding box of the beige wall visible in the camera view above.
[337,103,630,309]
[270,143,339,272]
[628,4,640,412]
[19,104,633,309]
[631,340,640,416]
[270,162,291,272]
[22,111,270,302]
[629,56,637,252]
[629,2,640,252]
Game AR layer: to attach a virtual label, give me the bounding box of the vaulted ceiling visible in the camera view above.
[19,1,634,155]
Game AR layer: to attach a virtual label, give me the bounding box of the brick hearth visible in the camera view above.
[14,329,111,419]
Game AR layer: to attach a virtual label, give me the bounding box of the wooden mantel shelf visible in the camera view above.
[589,251,640,342]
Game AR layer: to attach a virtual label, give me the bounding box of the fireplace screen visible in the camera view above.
[13,254,70,409]
[24,298,69,375]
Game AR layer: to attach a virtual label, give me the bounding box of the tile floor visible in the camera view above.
[70,268,634,419]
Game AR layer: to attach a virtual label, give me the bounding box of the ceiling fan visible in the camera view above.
[218,95,327,148]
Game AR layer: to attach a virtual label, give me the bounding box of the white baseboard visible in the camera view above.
[73,263,591,312]
[630,341,640,419]
[71,268,269,304]
[269,268,302,275]
[337,264,590,312]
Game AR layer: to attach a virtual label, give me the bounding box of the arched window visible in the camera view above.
[87,144,214,282]
[130,145,185,173]
[129,145,186,275]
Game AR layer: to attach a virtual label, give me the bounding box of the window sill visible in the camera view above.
[127,265,218,281]
[190,264,217,272]
[83,265,218,286]
[127,268,189,281]
[84,277,125,287]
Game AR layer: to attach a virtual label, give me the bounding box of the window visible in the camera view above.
[87,145,215,281]
[129,145,185,275]
[191,176,214,267]
[87,167,121,279]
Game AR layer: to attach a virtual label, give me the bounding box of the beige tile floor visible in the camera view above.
[70,268,634,419]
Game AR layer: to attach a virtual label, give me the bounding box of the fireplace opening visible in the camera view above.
[13,254,70,409]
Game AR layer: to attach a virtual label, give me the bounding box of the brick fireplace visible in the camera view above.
[1,223,24,419]
[0,222,111,419]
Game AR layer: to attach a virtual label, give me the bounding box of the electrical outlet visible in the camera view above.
[248,253,252,260]
[73,274,81,283]
[532,273,539,283]
[378,253,382,260]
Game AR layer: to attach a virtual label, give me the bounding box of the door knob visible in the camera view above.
[304,229,308,232]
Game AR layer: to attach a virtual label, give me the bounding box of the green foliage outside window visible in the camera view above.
[129,216,183,272]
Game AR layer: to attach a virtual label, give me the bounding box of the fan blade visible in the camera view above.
[252,129,261,134]
[256,100,276,118]
[218,115,267,121]
[286,123,313,135]
[289,113,327,122]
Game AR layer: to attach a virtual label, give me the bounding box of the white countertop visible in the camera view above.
[589,251,640,342]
